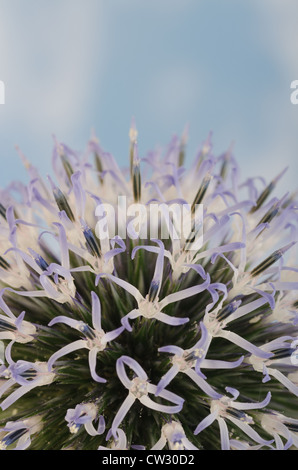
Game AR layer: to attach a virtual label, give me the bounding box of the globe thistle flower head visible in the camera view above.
[0,123,297,450]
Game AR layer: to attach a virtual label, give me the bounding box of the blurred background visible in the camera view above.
[0,0,298,194]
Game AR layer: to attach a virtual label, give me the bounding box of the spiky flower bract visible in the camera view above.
[0,124,297,450]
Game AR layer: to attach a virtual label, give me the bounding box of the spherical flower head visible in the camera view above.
[0,124,297,450]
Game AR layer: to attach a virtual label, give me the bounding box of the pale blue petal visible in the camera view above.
[104,326,124,343]
[91,291,101,331]
[14,435,31,451]
[227,416,274,446]
[201,356,244,369]
[97,415,106,435]
[140,395,182,414]
[118,356,148,381]
[48,316,80,329]
[155,364,180,396]
[0,378,15,399]
[111,393,135,437]
[270,369,298,397]
[217,330,273,359]
[96,274,143,303]
[225,387,240,400]
[85,421,101,437]
[147,239,165,302]
[158,345,184,356]
[0,292,15,319]
[53,222,70,269]
[181,437,199,450]
[218,417,230,450]
[1,384,36,411]
[194,410,218,435]
[88,348,107,383]
[159,275,210,309]
[232,392,271,411]
[155,311,189,326]
[149,384,184,409]
[48,340,86,371]
[184,369,222,399]
[151,435,166,450]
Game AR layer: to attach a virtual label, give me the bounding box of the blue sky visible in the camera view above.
[0,0,298,195]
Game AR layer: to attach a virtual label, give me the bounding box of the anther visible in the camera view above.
[53,187,75,222]
[83,226,101,258]
[251,242,296,277]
